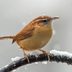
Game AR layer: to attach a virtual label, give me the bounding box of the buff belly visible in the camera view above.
[17,28,52,51]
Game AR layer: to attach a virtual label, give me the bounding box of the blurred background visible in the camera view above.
[0,0,72,72]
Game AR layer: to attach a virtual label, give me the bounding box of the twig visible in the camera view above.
[0,50,72,72]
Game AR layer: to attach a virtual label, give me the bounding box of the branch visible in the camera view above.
[0,50,72,72]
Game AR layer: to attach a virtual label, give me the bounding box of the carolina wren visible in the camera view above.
[0,16,59,61]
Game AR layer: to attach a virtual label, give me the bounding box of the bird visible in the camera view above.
[0,16,59,62]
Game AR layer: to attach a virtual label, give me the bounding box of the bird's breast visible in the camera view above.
[18,27,52,51]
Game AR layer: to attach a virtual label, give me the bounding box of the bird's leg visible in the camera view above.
[39,49,50,61]
[23,50,30,63]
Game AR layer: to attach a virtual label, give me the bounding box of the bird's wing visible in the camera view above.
[12,23,35,43]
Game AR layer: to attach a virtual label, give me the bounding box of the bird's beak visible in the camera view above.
[51,17,59,20]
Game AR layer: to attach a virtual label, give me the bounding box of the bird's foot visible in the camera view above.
[24,55,30,63]
[39,49,50,61]
[23,50,30,63]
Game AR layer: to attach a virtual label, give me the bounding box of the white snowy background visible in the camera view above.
[0,0,72,72]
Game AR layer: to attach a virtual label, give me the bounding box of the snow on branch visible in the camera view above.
[0,50,72,72]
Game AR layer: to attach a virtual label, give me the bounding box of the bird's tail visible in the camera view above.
[0,36,14,40]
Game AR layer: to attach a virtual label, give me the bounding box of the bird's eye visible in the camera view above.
[42,19,48,24]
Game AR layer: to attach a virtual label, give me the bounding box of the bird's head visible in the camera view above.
[32,16,59,27]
